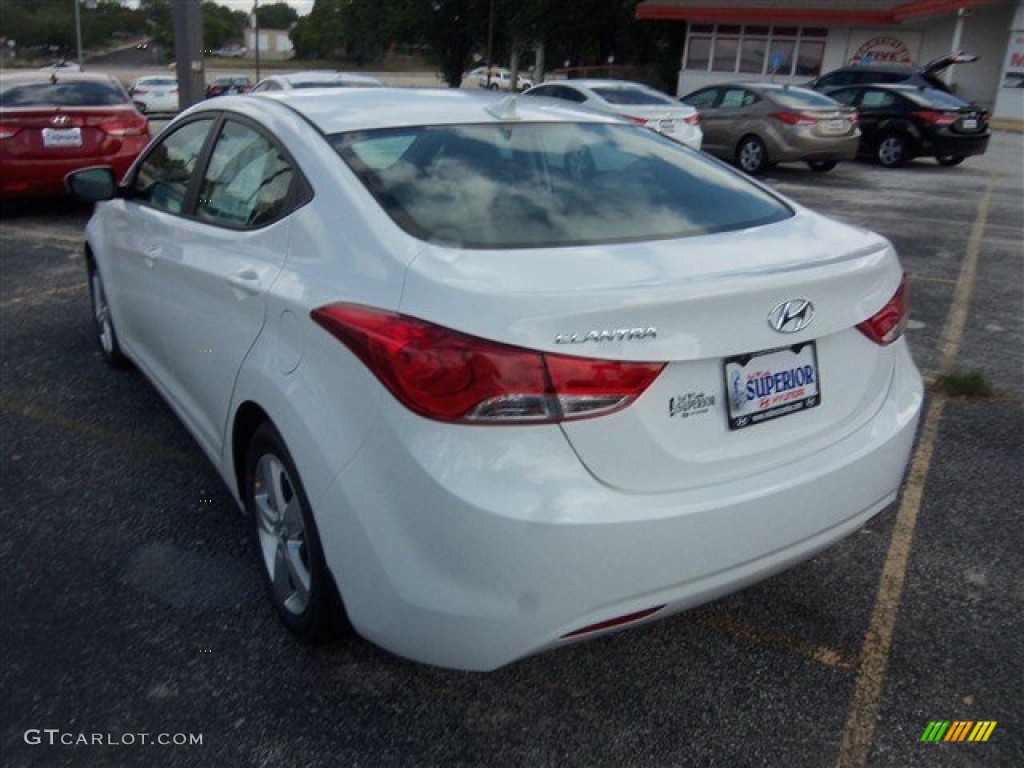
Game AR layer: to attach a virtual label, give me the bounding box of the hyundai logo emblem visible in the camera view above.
[50,114,71,127]
[768,299,815,333]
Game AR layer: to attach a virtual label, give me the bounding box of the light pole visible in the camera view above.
[485,0,495,87]
[74,0,83,70]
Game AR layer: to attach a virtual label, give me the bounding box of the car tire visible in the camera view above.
[736,135,769,175]
[807,160,838,172]
[245,422,347,644]
[87,258,129,368]
[876,133,909,168]
[936,154,965,167]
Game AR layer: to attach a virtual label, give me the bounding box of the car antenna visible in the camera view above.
[485,95,520,121]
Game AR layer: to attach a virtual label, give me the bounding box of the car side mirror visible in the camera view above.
[66,167,119,202]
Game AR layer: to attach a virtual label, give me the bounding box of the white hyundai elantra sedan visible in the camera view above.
[68,88,922,671]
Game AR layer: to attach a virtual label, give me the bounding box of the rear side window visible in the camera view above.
[0,80,130,107]
[332,122,792,248]
[860,90,899,108]
[196,120,298,228]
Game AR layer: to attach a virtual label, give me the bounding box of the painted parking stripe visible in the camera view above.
[835,174,994,768]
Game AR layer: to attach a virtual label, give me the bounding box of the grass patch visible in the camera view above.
[935,371,995,398]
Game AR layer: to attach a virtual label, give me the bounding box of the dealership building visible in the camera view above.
[636,0,1024,128]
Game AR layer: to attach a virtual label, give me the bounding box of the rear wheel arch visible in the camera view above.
[232,401,271,501]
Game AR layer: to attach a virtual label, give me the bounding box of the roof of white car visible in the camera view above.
[259,71,383,88]
[553,79,657,90]
[236,87,617,133]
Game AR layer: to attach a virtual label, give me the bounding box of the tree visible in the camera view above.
[255,2,299,31]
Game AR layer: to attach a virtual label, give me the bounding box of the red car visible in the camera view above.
[0,72,149,201]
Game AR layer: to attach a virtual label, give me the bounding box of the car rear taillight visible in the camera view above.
[0,125,22,140]
[311,303,665,424]
[772,111,819,126]
[100,117,149,137]
[683,113,700,125]
[909,111,957,126]
[857,275,909,346]
[620,115,650,126]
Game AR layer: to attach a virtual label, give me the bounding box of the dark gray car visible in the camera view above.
[680,83,859,174]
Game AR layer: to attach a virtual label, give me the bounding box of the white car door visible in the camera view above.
[156,118,300,457]
[106,117,218,377]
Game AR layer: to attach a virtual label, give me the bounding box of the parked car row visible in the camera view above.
[676,50,989,173]
[0,57,992,203]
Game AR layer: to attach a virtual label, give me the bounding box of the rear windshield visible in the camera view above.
[591,87,675,106]
[332,122,792,248]
[903,87,969,109]
[766,87,841,109]
[0,80,130,107]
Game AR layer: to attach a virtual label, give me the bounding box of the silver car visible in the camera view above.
[681,83,859,174]
[524,79,702,150]
[252,71,383,92]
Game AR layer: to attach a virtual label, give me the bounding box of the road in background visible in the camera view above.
[1,120,1021,766]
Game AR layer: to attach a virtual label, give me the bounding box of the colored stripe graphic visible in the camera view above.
[969,722,997,742]
[921,721,950,742]
[944,721,973,741]
[921,720,997,742]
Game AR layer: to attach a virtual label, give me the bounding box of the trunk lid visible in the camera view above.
[0,106,144,160]
[399,207,905,492]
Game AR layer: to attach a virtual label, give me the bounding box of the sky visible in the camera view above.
[119,1,314,15]
[212,1,314,14]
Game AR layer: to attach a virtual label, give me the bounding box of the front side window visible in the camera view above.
[332,122,791,249]
[133,118,215,213]
[196,120,297,228]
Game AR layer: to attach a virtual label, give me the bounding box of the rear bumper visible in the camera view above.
[315,343,922,671]
[765,127,859,164]
[919,132,990,159]
[0,140,145,200]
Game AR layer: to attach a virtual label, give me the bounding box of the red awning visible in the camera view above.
[636,0,999,25]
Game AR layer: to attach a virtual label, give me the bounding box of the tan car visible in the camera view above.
[681,82,859,174]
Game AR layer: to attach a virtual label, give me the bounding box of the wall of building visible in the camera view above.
[674,3,1016,111]
[992,2,1024,127]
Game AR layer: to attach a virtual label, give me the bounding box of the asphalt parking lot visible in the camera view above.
[2,130,1022,768]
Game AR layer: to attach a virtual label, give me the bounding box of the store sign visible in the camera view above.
[847,30,922,66]
[1002,30,1024,88]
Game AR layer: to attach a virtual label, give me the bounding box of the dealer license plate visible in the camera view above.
[658,119,676,133]
[723,343,821,430]
[961,117,978,131]
[42,127,83,148]
[821,119,848,135]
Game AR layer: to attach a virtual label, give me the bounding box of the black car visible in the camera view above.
[809,52,978,94]
[205,76,253,99]
[825,84,989,167]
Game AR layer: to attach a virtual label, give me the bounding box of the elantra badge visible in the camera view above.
[555,327,657,344]
[769,299,814,333]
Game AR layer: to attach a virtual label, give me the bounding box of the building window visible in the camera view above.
[684,25,827,77]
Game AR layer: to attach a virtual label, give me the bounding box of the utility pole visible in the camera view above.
[172,0,205,110]
[254,0,261,84]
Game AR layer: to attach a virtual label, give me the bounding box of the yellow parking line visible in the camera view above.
[1,282,87,309]
[691,611,857,670]
[835,175,993,768]
[1,396,204,468]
